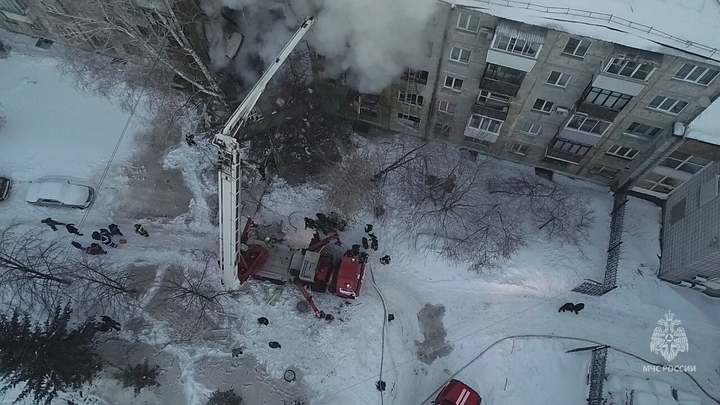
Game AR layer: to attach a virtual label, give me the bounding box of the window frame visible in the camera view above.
[456,12,480,33]
[583,87,632,111]
[443,76,464,92]
[606,144,639,160]
[604,55,655,80]
[565,114,611,136]
[510,142,530,156]
[468,114,502,134]
[624,122,662,140]
[589,164,621,179]
[519,121,543,136]
[550,138,591,156]
[531,98,554,113]
[673,63,720,86]
[397,112,421,128]
[658,151,711,174]
[492,34,541,58]
[438,100,457,114]
[647,96,688,115]
[636,172,684,194]
[546,71,571,88]
[449,47,471,64]
[561,38,591,58]
[398,91,424,106]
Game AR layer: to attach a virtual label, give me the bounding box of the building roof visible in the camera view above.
[450,0,720,64]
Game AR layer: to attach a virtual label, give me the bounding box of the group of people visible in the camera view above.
[342,224,391,266]
[41,218,149,255]
[304,212,348,235]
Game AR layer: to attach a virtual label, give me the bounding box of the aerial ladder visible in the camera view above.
[213,17,316,290]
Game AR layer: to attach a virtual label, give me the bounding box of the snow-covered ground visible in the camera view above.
[1,34,720,405]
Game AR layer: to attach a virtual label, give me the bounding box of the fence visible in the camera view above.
[457,0,719,61]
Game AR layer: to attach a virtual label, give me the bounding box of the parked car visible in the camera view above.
[25,179,95,209]
[0,177,10,201]
[434,379,482,405]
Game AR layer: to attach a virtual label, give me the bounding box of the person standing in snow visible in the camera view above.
[86,243,106,255]
[185,133,197,146]
[108,223,123,236]
[41,218,65,231]
[65,223,83,236]
[362,237,369,250]
[379,255,391,265]
[71,241,84,250]
[91,231,102,241]
[99,228,112,238]
[365,224,375,237]
[370,236,379,251]
[134,224,149,237]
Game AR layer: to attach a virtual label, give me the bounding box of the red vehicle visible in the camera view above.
[434,380,482,405]
[332,255,365,299]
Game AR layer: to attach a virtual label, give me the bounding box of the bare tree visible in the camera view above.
[158,253,229,333]
[486,170,594,247]
[395,142,526,271]
[69,255,139,317]
[40,0,224,101]
[0,226,71,311]
[316,148,383,219]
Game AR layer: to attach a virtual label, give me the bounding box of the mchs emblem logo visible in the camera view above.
[650,311,688,362]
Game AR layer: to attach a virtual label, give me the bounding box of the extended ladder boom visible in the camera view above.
[214,17,315,290]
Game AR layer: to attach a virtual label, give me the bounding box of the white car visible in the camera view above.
[25,179,95,209]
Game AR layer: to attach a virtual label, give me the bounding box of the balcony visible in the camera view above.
[575,101,619,122]
[471,103,508,121]
[464,126,499,143]
[479,77,520,97]
[544,147,584,165]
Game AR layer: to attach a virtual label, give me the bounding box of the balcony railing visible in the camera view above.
[544,147,584,164]
[575,101,620,122]
[471,104,509,121]
[479,77,520,97]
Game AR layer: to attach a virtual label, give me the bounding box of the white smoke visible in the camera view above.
[202,0,439,94]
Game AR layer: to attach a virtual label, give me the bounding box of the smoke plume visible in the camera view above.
[202,0,439,94]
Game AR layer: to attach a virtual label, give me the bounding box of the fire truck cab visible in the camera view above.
[434,380,482,405]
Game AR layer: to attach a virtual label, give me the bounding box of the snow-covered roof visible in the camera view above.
[686,96,720,145]
[450,0,720,64]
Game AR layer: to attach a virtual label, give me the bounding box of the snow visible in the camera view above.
[452,0,720,63]
[685,96,720,145]
[2,33,720,405]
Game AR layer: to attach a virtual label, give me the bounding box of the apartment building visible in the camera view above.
[344,2,720,194]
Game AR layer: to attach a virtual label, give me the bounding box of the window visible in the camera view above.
[583,87,632,111]
[398,91,424,106]
[531,98,554,113]
[673,63,719,86]
[605,55,654,80]
[397,113,421,128]
[659,151,711,174]
[438,101,456,114]
[484,63,525,85]
[444,76,464,92]
[477,91,510,110]
[404,69,429,85]
[699,177,719,207]
[636,172,684,194]
[546,71,571,87]
[468,114,502,134]
[625,122,662,140]
[426,41,433,58]
[550,138,590,156]
[606,144,639,159]
[510,142,530,156]
[434,123,451,137]
[589,164,621,179]
[648,96,688,115]
[566,114,611,135]
[519,121,542,136]
[450,47,471,64]
[456,13,480,32]
[562,38,590,58]
[492,34,541,58]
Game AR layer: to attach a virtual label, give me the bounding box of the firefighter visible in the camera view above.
[71,241,84,250]
[362,237,369,250]
[92,231,102,241]
[41,217,65,231]
[371,236,379,251]
[351,244,361,256]
[65,223,83,236]
[134,224,149,237]
[100,228,112,238]
[185,133,197,146]
[379,255,391,265]
[365,224,375,237]
[108,223,123,236]
[86,243,106,255]
[304,217,317,230]
[101,234,118,248]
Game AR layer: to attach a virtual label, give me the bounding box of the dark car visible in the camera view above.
[0,177,10,201]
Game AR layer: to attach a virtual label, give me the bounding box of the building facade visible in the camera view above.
[336,3,720,192]
[659,157,720,296]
